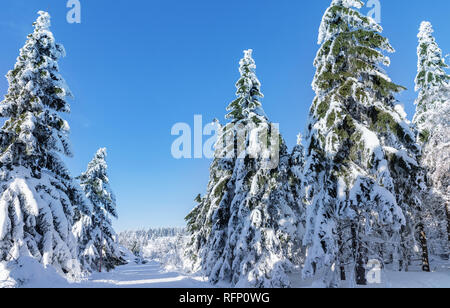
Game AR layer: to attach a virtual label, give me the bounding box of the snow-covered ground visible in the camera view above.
[290,260,450,288]
[2,242,449,288]
[79,260,450,288]
[74,261,210,288]
[2,256,449,288]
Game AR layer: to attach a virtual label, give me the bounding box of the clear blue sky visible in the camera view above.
[0,0,449,231]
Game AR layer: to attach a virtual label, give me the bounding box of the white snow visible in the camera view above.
[2,257,447,288]
[0,256,73,288]
[289,264,450,288]
[1,241,449,288]
[77,261,210,288]
[0,257,210,288]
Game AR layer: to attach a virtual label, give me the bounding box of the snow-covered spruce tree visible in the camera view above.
[302,0,429,287]
[289,134,306,234]
[413,21,450,258]
[0,11,87,277]
[74,148,125,272]
[185,193,208,271]
[186,50,303,287]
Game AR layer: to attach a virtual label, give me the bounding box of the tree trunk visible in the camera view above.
[445,202,450,259]
[355,255,367,285]
[398,228,408,272]
[337,235,346,281]
[351,224,367,285]
[417,222,430,272]
[446,202,450,243]
[340,266,346,281]
[99,216,104,273]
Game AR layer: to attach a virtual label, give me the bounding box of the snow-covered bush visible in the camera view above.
[142,235,190,271]
[118,228,188,270]
[0,256,74,288]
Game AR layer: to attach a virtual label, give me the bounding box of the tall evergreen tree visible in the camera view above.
[413,21,450,258]
[0,11,86,277]
[185,193,208,271]
[74,148,125,272]
[289,134,306,234]
[414,22,450,137]
[186,50,303,287]
[302,0,429,287]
